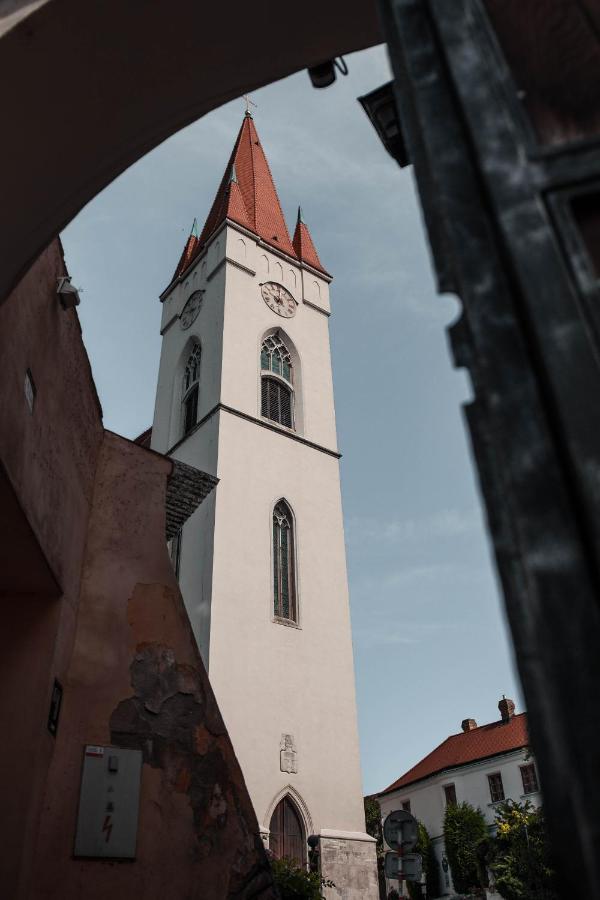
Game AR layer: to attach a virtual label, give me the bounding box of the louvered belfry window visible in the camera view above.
[273,501,296,622]
[183,343,201,436]
[261,333,293,428]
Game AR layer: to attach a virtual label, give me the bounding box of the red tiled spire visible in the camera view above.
[172,218,199,281]
[292,206,330,276]
[198,113,296,257]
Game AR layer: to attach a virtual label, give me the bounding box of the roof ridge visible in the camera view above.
[378,712,529,796]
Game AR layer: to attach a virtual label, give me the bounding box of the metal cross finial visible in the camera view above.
[243,94,257,116]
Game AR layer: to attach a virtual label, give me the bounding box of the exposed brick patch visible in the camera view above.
[110,642,277,899]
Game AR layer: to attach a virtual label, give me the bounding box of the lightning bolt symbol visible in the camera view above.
[102,815,112,843]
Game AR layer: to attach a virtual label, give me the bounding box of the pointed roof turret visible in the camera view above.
[292,206,330,276]
[171,218,200,281]
[198,115,296,257]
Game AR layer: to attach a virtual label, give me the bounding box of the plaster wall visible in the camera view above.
[32,432,276,899]
[0,240,277,899]
[153,224,377,894]
[0,240,103,898]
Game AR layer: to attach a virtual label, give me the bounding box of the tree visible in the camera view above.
[443,801,487,895]
[484,801,559,900]
[407,822,440,900]
[364,795,387,900]
[270,857,335,900]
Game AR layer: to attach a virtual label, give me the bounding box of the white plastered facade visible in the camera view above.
[378,746,542,898]
[151,221,378,897]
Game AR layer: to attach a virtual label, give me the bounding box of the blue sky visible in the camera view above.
[61,45,523,797]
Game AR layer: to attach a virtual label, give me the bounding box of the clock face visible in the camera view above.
[261,281,297,318]
[180,290,204,329]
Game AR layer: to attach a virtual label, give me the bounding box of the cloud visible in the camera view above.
[354,618,467,649]
[346,507,480,547]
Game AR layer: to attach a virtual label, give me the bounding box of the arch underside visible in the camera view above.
[0,1,381,304]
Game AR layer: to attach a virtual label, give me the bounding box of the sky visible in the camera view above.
[61,44,523,797]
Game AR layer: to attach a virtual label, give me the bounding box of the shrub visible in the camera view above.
[364,795,387,900]
[270,857,335,900]
[485,801,559,900]
[443,802,487,895]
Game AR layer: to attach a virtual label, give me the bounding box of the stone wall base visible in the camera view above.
[319,834,379,899]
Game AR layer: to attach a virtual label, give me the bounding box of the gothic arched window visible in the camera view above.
[261,333,293,428]
[269,796,305,866]
[183,342,201,435]
[273,500,297,622]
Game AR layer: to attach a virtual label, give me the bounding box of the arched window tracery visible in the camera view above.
[183,342,201,435]
[273,500,297,622]
[261,333,293,428]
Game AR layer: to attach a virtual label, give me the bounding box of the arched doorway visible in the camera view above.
[269,796,306,866]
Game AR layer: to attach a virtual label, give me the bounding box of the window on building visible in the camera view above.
[269,797,306,866]
[168,530,182,579]
[183,343,201,435]
[261,333,293,428]
[520,763,539,795]
[273,500,297,622]
[444,784,457,806]
[488,772,505,803]
[402,800,411,813]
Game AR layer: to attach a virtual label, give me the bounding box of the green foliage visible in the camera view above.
[484,801,559,900]
[364,796,384,858]
[443,802,488,895]
[364,796,386,900]
[270,857,335,900]
[406,822,440,900]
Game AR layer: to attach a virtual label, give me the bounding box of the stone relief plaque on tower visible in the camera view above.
[280,734,298,773]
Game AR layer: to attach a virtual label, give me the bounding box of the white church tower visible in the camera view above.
[149,112,378,897]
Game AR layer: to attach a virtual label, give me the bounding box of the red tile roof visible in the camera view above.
[379,713,529,796]
[292,207,330,276]
[199,113,295,257]
[171,219,199,282]
[169,115,327,287]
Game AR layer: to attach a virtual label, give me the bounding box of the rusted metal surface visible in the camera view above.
[380,0,600,895]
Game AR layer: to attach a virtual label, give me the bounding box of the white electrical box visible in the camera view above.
[74,745,142,858]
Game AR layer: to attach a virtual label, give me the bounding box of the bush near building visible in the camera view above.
[482,800,559,900]
[270,857,335,900]
[443,802,488,895]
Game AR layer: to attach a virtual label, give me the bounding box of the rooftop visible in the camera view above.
[379,709,528,796]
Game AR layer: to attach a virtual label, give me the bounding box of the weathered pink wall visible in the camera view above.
[33,433,276,898]
[0,244,277,898]
[0,240,103,897]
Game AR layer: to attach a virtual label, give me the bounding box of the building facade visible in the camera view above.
[148,112,377,896]
[0,239,279,900]
[378,698,541,898]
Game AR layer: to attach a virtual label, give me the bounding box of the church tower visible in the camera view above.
[150,113,378,897]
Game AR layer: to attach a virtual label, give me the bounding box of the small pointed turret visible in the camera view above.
[171,218,200,281]
[292,206,329,276]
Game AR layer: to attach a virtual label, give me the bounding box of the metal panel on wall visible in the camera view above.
[74,745,142,859]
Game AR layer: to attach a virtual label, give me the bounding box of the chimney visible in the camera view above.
[461,718,477,732]
[498,696,516,723]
